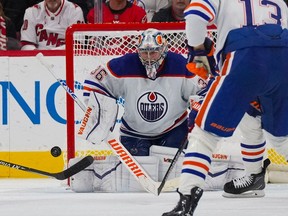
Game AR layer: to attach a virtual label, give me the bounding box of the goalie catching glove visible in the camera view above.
[77,92,118,144]
[186,37,217,79]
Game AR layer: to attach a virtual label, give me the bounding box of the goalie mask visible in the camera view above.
[138,28,168,80]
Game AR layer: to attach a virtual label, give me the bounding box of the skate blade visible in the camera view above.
[222,190,265,198]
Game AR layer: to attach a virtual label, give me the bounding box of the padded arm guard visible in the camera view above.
[186,37,217,79]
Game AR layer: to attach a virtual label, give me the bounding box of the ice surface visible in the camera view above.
[0,178,287,216]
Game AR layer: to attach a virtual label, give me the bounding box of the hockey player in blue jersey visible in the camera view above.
[80,28,209,157]
[189,96,272,198]
[162,0,288,215]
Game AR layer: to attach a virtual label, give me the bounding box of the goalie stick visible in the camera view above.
[0,156,94,180]
[36,53,181,195]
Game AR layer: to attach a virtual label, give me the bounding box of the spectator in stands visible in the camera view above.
[151,0,189,22]
[86,0,147,24]
[20,0,84,50]
[69,0,89,22]
[0,2,20,50]
[0,0,40,40]
[132,0,171,22]
[86,0,94,11]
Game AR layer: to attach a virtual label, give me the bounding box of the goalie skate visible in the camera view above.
[223,159,270,198]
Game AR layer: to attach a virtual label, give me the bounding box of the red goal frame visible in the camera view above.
[65,22,189,162]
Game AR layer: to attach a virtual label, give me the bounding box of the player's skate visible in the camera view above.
[223,158,271,198]
[162,187,203,216]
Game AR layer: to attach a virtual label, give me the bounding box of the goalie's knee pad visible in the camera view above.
[204,161,245,190]
[69,157,95,193]
[69,155,160,192]
[150,145,245,191]
[69,156,121,193]
[116,156,159,192]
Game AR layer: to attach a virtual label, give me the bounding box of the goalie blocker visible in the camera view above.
[69,145,245,192]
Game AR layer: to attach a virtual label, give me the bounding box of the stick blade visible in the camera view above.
[54,156,94,180]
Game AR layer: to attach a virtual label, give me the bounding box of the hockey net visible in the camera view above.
[65,23,288,183]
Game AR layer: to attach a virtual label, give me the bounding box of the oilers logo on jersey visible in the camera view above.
[137,91,168,122]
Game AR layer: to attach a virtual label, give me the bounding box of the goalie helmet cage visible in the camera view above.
[65,23,288,183]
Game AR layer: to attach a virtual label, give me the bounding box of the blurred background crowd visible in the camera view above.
[1,0,287,51]
[0,0,191,50]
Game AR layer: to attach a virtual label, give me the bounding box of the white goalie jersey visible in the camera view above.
[82,52,207,139]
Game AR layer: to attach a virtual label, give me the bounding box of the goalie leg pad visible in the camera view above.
[150,145,184,182]
[70,156,160,192]
[150,145,244,191]
[204,161,245,190]
[92,156,159,192]
[204,161,229,190]
[77,92,118,144]
[69,157,95,193]
[116,156,159,192]
[70,156,121,193]
[92,156,121,192]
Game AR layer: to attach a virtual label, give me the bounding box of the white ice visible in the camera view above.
[0,178,287,216]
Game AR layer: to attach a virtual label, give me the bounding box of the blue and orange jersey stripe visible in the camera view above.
[195,52,233,128]
[184,0,216,22]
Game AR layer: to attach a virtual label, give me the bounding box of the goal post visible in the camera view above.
[65,23,288,183]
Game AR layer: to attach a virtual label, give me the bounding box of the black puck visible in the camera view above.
[51,146,62,157]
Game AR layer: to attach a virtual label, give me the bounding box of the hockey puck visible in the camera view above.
[50,146,62,157]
